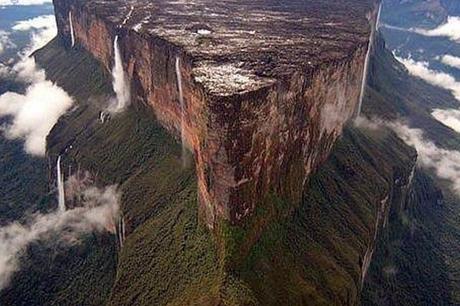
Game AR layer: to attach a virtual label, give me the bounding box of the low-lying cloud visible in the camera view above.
[395,56,460,135]
[0,30,15,55]
[396,56,460,100]
[12,15,54,31]
[431,109,460,133]
[0,72,73,155]
[390,121,460,196]
[0,0,51,6]
[412,16,460,42]
[357,118,460,198]
[12,14,56,55]
[439,54,460,69]
[382,17,460,42]
[0,181,120,290]
[0,15,72,156]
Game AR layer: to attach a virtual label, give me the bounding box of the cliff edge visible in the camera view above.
[53,0,379,228]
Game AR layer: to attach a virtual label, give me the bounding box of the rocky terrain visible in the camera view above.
[1,0,459,305]
[53,0,378,228]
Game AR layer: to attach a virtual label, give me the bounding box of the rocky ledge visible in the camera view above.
[53,0,379,228]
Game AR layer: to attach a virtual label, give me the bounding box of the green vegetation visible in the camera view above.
[36,38,223,305]
[0,77,49,224]
[3,31,459,306]
[223,126,415,305]
[362,171,452,305]
[0,39,118,305]
[31,37,418,305]
[0,120,49,224]
[1,234,117,306]
[361,35,460,305]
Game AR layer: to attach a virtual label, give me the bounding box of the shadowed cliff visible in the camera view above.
[14,34,415,305]
[2,1,459,305]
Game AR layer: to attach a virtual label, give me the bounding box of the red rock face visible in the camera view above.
[53,0,378,228]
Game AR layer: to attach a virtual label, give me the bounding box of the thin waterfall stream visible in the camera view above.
[175,56,187,167]
[57,155,66,212]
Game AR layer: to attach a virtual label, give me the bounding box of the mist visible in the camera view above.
[396,56,460,100]
[381,17,460,43]
[0,181,120,290]
[0,14,72,156]
[0,30,15,55]
[390,122,460,196]
[394,55,460,135]
[12,14,56,55]
[0,0,51,5]
[432,109,460,133]
[413,16,460,42]
[0,59,73,155]
[357,117,460,198]
[440,54,460,69]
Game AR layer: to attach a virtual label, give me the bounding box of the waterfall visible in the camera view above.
[175,57,187,167]
[111,35,130,112]
[118,217,122,248]
[117,216,125,248]
[356,3,382,118]
[57,156,66,212]
[121,216,126,242]
[376,2,382,31]
[69,11,75,47]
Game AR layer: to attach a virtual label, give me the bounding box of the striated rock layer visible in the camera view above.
[53,0,379,227]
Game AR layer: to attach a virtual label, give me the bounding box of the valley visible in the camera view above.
[0,0,459,305]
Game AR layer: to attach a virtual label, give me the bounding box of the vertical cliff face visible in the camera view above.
[53,0,378,228]
[31,8,433,302]
[360,160,416,284]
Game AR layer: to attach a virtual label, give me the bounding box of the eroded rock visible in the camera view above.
[53,0,379,228]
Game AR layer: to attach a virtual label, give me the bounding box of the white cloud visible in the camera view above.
[13,55,45,82]
[0,182,120,290]
[0,33,7,55]
[357,118,460,197]
[354,116,385,131]
[390,122,460,197]
[440,54,460,69]
[26,24,56,54]
[0,75,73,155]
[0,30,16,55]
[396,56,460,100]
[0,0,51,6]
[395,56,460,135]
[413,16,460,42]
[432,109,460,133]
[0,14,71,156]
[0,31,9,54]
[12,15,54,31]
[12,15,56,55]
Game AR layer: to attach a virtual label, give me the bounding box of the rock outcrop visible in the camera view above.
[53,0,379,228]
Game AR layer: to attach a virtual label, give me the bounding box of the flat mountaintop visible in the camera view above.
[78,0,376,95]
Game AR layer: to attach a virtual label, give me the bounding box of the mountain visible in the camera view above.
[0,0,459,305]
[52,0,378,229]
